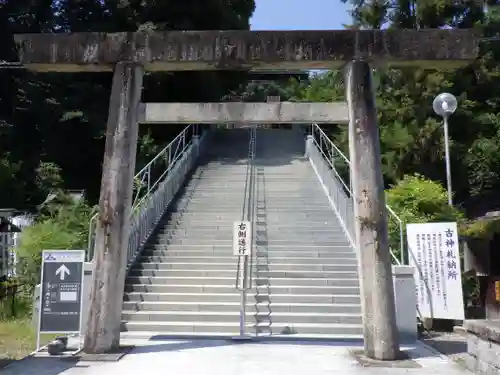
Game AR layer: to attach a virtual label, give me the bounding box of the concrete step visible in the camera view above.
[140,250,355,258]
[189,179,317,185]
[185,184,320,190]
[123,292,361,304]
[120,321,364,336]
[121,310,363,325]
[180,194,323,200]
[147,244,352,251]
[179,187,322,193]
[166,212,337,218]
[163,221,343,228]
[124,284,360,295]
[173,202,330,208]
[167,212,338,219]
[158,238,348,246]
[126,276,360,287]
[122,301,362,314]
[167,213,339,220]
[200,162,310,167]
[170,205,333,211]
[127,269,359,279]
[156,232,347,239]
[186,178,319,184]
[136,256,357,265]
[184,194,324,199]
[158,228,347,235]
[155,235,349,244]
[156,244,350,251]
[196,172,314,177]
[132,262,358,272]
[144,243,352,250]
[183,186,248,191]
[161,222,347,228]
[163,222,343,229]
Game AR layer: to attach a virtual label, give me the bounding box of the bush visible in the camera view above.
[0,281,32,319]
[15,193,93,287]
[461,217,500,240]
[386,174,464,262]
[385,174,480,308]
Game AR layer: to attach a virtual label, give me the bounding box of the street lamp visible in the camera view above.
[432,92,458,207]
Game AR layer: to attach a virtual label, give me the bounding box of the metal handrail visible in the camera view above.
[235,126,256,290]
[87,125,197,261]
[310,124,405,265]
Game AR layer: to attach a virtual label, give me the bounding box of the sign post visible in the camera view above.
[406,222,465,320]
[233,221,252,339]
[37,250,85,353]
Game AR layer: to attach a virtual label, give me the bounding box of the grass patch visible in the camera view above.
[0,318,57,367]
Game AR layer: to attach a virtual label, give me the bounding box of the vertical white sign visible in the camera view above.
[233,221,251,256]
[406,222,464,320]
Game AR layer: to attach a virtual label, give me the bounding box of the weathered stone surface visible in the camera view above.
[13,29,479,72]
[139,102,349,124]
[470,334,500,366]
[465,322,500,375]
[465,354,500,375]
[465,319,500,343]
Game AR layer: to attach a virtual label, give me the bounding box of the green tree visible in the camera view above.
[0,0,256,210]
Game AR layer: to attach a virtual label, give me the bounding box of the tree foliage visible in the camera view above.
[0,0,255,210]
[16,193,94,286]
[243,2,500,219]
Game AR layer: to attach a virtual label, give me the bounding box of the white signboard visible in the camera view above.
[406,222,464,320]
[233,221,251,256]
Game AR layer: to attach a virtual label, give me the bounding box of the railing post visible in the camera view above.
[147,165,151,194]
[399,224,405,264]
[305,135,314,158]
[192,134,200,159]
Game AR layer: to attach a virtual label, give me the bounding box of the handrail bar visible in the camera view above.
[310,123,405,264]
[87,124,197,261]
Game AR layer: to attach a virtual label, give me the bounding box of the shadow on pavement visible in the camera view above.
[0,356,88,375]
[129,336,365,355]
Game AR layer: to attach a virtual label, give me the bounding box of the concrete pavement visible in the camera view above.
[1,339,472,375]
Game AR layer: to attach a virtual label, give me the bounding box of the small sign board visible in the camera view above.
[495,281,500,302]
[233,221,251,256]
[406,222,464,320]
[38,250,85,340]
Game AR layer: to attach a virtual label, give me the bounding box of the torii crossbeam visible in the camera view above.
[14,29,477,71]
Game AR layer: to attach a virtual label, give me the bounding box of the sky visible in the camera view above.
[250,0,351,30]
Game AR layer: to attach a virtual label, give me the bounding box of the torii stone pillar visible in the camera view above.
[83,62,144,353]
[12,29,479,357]
[346,61,399,359]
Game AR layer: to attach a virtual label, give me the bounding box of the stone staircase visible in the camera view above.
[121,128,363,338]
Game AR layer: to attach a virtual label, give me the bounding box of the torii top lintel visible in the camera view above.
[13,29,479,72]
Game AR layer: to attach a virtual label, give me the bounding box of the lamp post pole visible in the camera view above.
[443,115,453,206]
[433,93,458,207]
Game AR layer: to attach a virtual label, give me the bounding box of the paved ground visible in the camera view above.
[421,331,469,365]
[0,338,472,375]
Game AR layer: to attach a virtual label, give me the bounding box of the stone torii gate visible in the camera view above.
[13,30,478,359]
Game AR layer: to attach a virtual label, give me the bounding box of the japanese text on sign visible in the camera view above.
[406,222,464,320]
[233,221,251,256]
[38,250,85,335]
